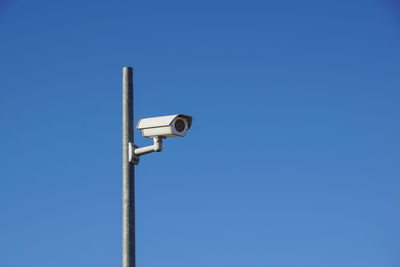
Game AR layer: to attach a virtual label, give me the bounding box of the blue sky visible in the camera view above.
[1,0,400,266]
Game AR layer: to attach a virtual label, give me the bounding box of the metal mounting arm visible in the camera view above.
[129,137,163,165]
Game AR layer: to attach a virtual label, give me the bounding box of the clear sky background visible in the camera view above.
[1,0,400,266]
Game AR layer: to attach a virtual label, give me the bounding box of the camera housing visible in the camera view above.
[130,114,193,164]
[137,114,192,138]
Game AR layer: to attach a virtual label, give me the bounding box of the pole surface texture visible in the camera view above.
[122,67,135,267]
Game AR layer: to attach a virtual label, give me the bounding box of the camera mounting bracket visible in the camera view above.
[128,137,163,165]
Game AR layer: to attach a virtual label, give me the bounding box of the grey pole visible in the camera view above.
[122,67,135,267]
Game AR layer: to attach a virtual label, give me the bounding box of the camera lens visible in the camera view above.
[174,119,185,132]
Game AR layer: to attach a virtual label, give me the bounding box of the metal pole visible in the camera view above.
[122,67,135,267]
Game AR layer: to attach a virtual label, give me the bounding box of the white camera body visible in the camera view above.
[131,114,193,164]
[137,114,192,138]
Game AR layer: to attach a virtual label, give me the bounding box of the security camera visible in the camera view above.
[129,114,192,164]
[137,114,192,138]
